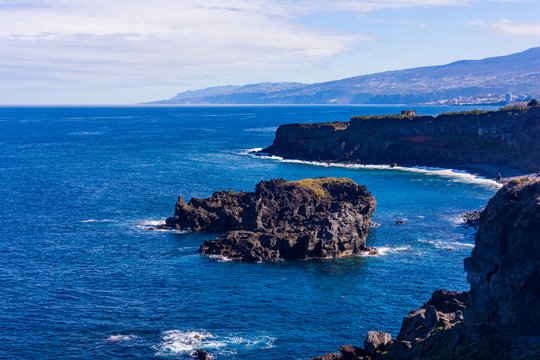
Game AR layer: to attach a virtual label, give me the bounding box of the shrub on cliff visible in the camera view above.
[528,98,540,107]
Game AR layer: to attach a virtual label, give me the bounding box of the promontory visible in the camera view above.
[164,177,377,262]
[261,107,540,178]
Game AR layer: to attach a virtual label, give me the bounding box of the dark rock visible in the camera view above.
[462,210,482,228]
[192,349,211,360]
[309,353,343,360]
[340,345,370,359]
[424,289,468,314]
[166,178,377,262]
[261,107,540,178]
[364,332,392,354]
[397,290,468,343]
[395,341,414,360]
[464,177,540,335]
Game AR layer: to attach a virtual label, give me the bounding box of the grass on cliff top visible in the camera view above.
[351,114,416,120]
[286,177,354,198]
[438,106,530,117]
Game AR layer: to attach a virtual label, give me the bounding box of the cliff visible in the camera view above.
[309,178,540,360]
[262,107,540,177]
[464,177,540,335]
[165,178,377,262]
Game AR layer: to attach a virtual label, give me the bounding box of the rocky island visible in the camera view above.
[310,177,540,360]
[165,177,377,262]
[261,107,540,178]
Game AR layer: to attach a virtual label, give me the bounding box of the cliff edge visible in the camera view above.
[261,107,540,178]
[165,178,377,262]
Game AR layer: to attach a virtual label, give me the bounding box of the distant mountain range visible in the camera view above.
[149,47,540,104]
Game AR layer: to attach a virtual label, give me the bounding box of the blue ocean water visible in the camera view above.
[0,105,500,359]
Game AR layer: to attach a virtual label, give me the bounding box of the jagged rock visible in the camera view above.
[310,353,342,360]
[364,332,392,354]
[397,290,468,343]
[166,178,377,262]
[464,177,540,335]
[339,345,370,359]
[461,210,482,228]
[394,341,413,360]
[424,289,468,314]
[192,349,211,360]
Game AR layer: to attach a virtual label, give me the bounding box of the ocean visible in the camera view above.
[0,105,500,359]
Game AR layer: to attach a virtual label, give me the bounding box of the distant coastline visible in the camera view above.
[147,47,540,105]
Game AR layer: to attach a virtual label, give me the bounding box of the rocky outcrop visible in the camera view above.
[261,107,540,177]
[309,178,540,360]
[310,290,469,360]
[165,178,377,262]
[464,177,540,335]
[461,210,482,228]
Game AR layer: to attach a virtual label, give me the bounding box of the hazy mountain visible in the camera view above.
[150,47,540,104]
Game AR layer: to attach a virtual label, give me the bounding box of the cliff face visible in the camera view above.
[464,177,540,335]
[309,178,540,360]
[262,108,540,177]
[165,178,377,262]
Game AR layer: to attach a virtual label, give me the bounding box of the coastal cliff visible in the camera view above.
[165,178,377,262]
[309,178,540,360]
[261,107,540,177]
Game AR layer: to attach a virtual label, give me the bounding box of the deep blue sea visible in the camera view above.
[0,105,500,359]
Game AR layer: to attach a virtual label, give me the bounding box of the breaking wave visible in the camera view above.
[153,330,275,357]
[243,149,502,189]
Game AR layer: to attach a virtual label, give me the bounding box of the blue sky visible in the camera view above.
[1,0,540,104]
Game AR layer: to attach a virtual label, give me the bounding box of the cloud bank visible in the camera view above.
[0,0,533,103]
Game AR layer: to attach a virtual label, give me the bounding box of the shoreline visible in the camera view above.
[243,148,504,189]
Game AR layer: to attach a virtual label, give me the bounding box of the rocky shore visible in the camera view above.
[165,177,377,262]
[260,107,540,178]
[309,177,540,360]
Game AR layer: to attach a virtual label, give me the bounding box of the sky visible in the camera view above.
[1,0,540,104]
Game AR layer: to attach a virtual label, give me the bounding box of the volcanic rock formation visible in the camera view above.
[261,107,540,177]
[464,177,540,335]
[165,178,377,262]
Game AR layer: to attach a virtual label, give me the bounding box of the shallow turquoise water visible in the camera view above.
[0,105,499,359]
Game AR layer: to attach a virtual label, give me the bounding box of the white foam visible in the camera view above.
[416,239,474,250]
[238,147,263,156]
[208,254,233,262]
[153,330,275,357]
[363,245,413,256]
[135,219,187,233]
[246,151,502,189]
[69,131,103,136]
[448,241,475,248]
[81,219,115,223]
[106,334,138,342]
[153,330,219,356]
[244,127,278,133]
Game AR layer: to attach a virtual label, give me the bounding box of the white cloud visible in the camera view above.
[0,0,526,103]
[472,18,540,36]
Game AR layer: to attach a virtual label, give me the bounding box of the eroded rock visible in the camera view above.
[166,178,377,262]
[464,177,540,335]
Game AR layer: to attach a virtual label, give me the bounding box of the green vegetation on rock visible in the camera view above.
[286,177,354,198]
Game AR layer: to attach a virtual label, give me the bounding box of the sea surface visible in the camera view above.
[0,105,500,359]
